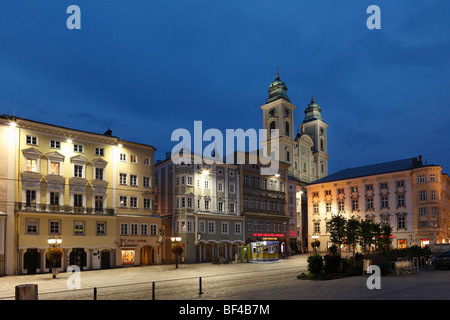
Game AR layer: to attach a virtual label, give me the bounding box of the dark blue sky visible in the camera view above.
[1,1,449,174]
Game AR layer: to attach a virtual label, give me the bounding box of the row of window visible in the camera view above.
[246,221,288,232]
[418,207,440,216]
[25,190,154,210]
[313,190,440,214]
[26,218,108,236]
[176,197,236,213]
[243,176,284,192]
[26,219,159,236]
[314,195,407,214]
[177,220,243,235]
[25,158,152,188]
[119,196,154,209]
[313,217,408,234]
[120,223,158,236]
[119,173,151,187]
[243,198,285,212]
[176,176,236,193]
[26,134,151,163]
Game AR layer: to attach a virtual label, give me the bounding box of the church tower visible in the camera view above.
[260,72,329,183]
[260,72,296,176]
[298,94,329,180]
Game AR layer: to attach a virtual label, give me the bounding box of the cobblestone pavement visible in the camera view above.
[1,255,449,301]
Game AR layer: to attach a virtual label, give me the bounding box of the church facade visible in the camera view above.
[259,73,330,252]
[260,73,329,183]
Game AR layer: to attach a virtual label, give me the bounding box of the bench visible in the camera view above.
[393,258,419,275]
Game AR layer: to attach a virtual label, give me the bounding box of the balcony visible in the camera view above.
[16,202,115,215]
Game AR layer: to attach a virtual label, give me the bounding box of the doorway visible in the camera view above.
[24,249,40,274]
[101,250,110,269]
[70,248,87,270]
[141,246,155,266]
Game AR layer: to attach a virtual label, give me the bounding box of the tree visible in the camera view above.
[326,214,347,255]
[380,224,393,252]
[345,218,361,263]
[359,220,376,254]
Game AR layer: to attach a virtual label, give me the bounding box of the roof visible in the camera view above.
[307,157,427,185]
[1,114,156,150]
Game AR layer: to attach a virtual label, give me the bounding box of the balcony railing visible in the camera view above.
[16,202,115,215]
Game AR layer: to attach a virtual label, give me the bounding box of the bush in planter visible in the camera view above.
[324,245,341,274]
[307,254,324,275]
[367,253,392,275]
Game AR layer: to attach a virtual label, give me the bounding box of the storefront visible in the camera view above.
[120,247,137,265]
[250,241,279,262]
[251,232,288,256]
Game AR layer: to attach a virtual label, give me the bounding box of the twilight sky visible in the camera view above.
[0,1,449,175]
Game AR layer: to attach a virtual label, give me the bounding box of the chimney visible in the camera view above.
[418,155,423,165]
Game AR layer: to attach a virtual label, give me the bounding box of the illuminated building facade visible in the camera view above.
[155,153,244,263]
[239,152,291,255]
[0,114,161,275]
[304,156,450,252]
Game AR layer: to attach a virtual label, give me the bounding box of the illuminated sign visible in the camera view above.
[253,233,285,238]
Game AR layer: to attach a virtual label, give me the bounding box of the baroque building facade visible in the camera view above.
[304,156,450,251]
[0,114,161,275]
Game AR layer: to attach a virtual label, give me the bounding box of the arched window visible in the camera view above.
[285,121,290,137]
[286,150,290,162]
[269,121,276,138]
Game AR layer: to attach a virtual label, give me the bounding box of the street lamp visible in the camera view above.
[47,236,63,278]
[171,237,182,268]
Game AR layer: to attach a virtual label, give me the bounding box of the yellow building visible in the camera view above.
[0,114,160,275]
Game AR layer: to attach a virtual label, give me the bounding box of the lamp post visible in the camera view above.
[47,236,62,278]
[171,236,182,268]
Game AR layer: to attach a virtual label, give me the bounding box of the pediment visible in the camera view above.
[70,155,89,164]
[92,158,108,168]
[46,151,65,161]
[298,134,314,147]
[22,147,42,158]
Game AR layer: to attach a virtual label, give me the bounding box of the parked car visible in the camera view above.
[428,251,450,269]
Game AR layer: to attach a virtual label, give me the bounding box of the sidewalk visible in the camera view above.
[1,255,449,300]
[0,256,306,299]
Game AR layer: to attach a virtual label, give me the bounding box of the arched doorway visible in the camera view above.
[218,243,226,258]
[24,249,40,274]
[70,248,87,270]
[205,244,213,262]
[141,246,155,266]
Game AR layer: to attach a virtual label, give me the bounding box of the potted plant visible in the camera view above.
[46,247,63,278]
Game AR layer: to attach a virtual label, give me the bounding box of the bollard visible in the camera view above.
[152,281,155,300]
[15,284,38,300]
[93,287,97,300]
[199,277,203,295]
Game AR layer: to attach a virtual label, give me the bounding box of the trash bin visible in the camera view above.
[15,284,38,300]
[363,259,372,274]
